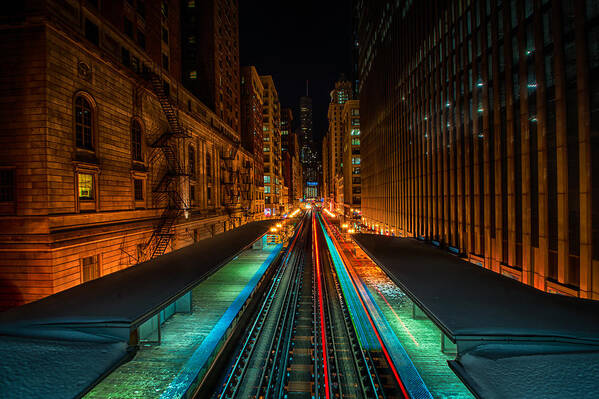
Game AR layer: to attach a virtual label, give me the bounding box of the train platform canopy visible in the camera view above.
[354,233,599,399]
[0,220,274,398]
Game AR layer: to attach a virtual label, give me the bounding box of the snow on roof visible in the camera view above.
[354,233,599,398]
[0,220,273,398]
[449,343,599,399]
[354,234,599,345]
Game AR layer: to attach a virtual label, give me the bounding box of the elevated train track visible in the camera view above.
[208,211,421,399]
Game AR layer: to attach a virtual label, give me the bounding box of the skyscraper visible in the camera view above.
[181,0,240,132]
[299,95,314,164]
[357,0,599,299]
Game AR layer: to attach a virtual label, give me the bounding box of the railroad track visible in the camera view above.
[212,210,410,399]
[215,214,309,399]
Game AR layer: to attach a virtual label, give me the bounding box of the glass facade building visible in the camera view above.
[356,0,599,298]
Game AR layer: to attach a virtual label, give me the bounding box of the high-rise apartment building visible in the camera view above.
[357,0,599,299]
[0,0,257,309]
[342,99,361,217]
[240,66,265,216]
[181,0,240,132]
[327,77,352,209]
[261,75,283,216]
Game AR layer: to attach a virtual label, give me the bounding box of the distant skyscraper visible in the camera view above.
[299,95,313,164]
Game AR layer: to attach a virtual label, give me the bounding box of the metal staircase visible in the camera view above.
[219,144,242,214]
[142,71,190,261]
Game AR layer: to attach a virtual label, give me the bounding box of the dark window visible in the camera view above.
[124,17,133,38]
[131,120,142,161]
[188,145,195,177]
[162,27,169,44]
[161,1,168,17]
[137,29,145,49]
[121,47,131,67]
[190,184,195,201]
[207,186,212,202]
[206,152,212,180]
[136,0,145,18]
[85,19,99,46]
[81,255,100,282]
[134,179,144,201]
[162,53,169,71]
[0,169,15,202]
[75,96,93,150]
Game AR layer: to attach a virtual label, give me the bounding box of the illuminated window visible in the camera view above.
[75,96,93,150]
[351,138,360,145]
[187,0,195,7]
[131,120,142,161]
[264,175,271,183]
[189,70,197,79]
[264,185,271,193]
[78,173,94,200]
[351,129,360,136]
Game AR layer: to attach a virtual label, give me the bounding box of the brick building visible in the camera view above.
[356,0,599,298]
[240,65,265,215]
[260,75,283,216]
[0,0,257,309]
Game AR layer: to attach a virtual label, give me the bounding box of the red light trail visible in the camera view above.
[313,213,331,399]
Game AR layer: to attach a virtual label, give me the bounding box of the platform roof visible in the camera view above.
[0,220,274,339]
[354,233,599,398]
[353,234,599,345]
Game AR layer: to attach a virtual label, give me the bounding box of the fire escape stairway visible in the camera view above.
[220,145,241,214]
[143,71,190,261]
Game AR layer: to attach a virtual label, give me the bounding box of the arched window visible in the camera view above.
[131,120,143,161]
[75,96,93,150]
[188,145,195,177]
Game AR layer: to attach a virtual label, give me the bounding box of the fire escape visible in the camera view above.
[219,144,241,217]
[239,160,253,217]
[143,72,190,260]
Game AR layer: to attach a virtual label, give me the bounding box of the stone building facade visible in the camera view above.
[0,0,257,309]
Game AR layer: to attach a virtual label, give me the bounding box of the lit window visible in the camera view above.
[351,129,360,136]
[264,185,271,193]
[352,157,361,165]
[189,70,197,79]
[187,0,195,7]
[352,138,360,145]
[264,175,271,183]
[78,174,94,200]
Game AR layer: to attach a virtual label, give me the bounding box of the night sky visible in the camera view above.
[239,0,353,149]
